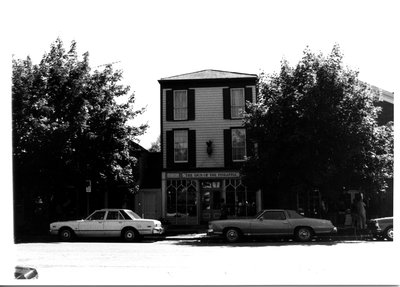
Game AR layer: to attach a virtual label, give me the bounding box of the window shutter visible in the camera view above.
[188,130,196,168]
[166,130,174,168]
[188,89,195,120]
[245,87,253,113]
[166,90,173,121]
[224,129,232,167]
[223,88,231,119]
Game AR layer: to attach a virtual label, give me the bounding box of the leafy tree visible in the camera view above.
[148,136,161,152]
[243,45,393,211]
[12,38,147,225]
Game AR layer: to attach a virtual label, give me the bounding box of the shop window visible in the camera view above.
[166,180,197,224]
[224,179,256,217]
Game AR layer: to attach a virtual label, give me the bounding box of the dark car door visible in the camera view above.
[250,211,292,235]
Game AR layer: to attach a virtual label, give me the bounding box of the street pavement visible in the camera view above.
[7,236,397,285]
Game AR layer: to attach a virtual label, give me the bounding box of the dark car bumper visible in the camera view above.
[207,229,223,237]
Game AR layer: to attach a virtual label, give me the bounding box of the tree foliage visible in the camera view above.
[12,38,148,211]
[243,45,393,207]
[148,136,161,152]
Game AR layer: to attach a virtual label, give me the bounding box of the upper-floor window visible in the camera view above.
[223,87,252,120]
[174,130,188,162]
[230,88,245,119]
[174,90,188,120]
[232,128,246,161]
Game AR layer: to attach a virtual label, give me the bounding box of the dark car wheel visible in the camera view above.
[385,227,393,241]
[224,228,241,243]
[295,227,313,242]
[59,228,74,242]
[122,228,140,242]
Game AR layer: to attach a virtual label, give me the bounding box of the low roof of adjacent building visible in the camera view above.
[370,85,394,104]
[159,69,257,82]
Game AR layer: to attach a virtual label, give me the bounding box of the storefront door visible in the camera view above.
[200,180,222,223]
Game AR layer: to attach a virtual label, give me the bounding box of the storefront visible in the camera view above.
[162,171,262,225]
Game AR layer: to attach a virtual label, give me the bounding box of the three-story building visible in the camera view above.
[159,69,260,225]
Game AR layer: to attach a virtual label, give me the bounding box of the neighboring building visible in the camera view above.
[159,69,259,225]
[373,85,394,125]
[134,151,162,220]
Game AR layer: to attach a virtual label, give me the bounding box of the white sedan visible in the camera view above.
[50,209,164,242]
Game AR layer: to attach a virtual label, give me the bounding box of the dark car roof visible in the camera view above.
[259,209,303,218]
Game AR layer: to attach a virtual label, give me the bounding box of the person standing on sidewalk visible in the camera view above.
[351,198,358,228]
[220,199,228,220]
[356,194,367,230]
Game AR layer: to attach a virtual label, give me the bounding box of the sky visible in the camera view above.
[1,0,399,283]
[2,0,399,149]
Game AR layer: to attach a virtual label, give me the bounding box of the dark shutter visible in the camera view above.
[224,129,232,167]
[188,130,196,168]
[188,89,195,120]
[166,90,173,121]
[245,87,253,113]
[223,88,231,119]
[166,130,174,168]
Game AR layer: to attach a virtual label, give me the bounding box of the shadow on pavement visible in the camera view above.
[14,235,161,244]
[170,236,347,247]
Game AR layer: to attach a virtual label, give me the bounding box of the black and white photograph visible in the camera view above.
[1,0,398,284]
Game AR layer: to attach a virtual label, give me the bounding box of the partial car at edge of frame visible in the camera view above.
[50,209,164,242]
[368,216,393,241]
[207,209,337,243]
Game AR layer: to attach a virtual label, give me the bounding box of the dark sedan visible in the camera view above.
[368,217,393,241]
[207,209,337,243]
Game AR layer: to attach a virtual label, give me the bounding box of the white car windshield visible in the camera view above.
[124,210,141,219]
